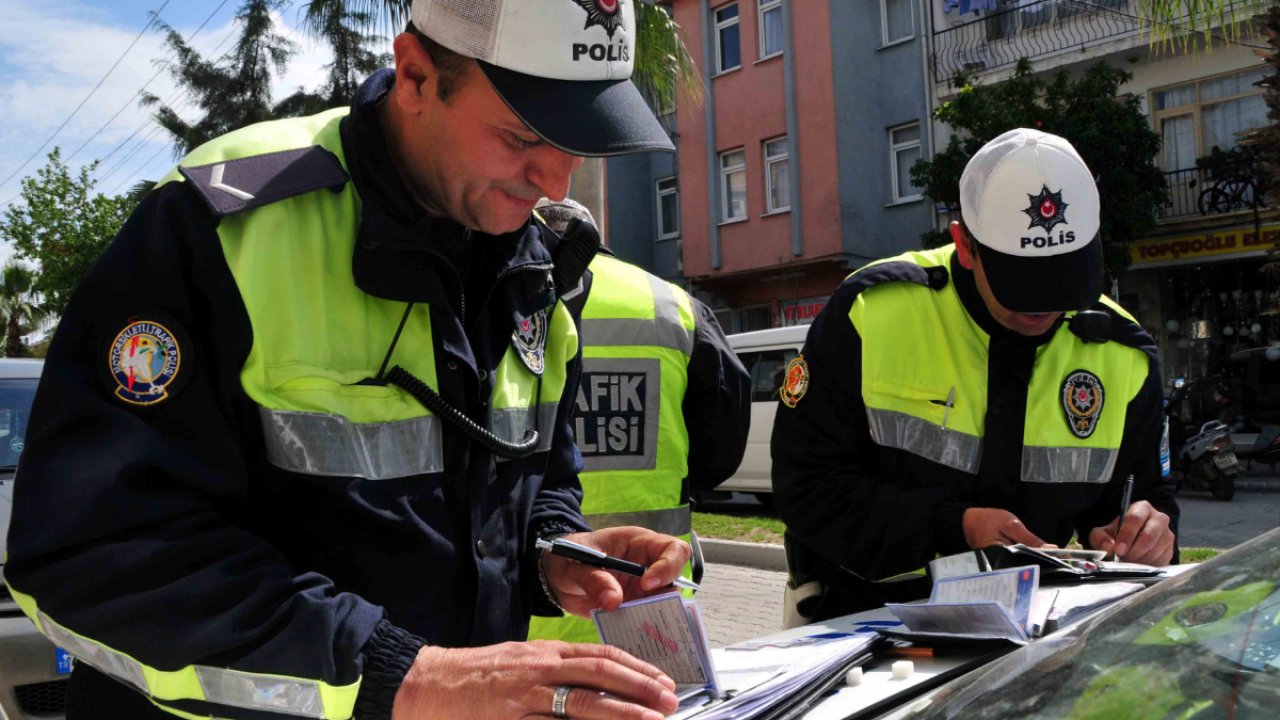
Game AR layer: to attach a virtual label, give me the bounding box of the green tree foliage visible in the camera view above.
[911,59,1166,274]
[1138,0,1268,49]
[0,149,130,316]
[0,263,52,358]
[142,0,298,155]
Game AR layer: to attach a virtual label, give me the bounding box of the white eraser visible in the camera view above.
[891,660,914,680]
[844,667,863,686]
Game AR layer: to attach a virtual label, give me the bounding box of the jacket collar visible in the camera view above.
[340,69,555,314]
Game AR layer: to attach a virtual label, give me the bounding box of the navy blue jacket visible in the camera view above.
[6,70,590,719]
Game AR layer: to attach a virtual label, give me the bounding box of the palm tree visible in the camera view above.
[276,1,393,116]
[0,263,52,358]
[1138,0,1270,47]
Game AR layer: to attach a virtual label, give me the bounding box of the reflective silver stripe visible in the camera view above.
[194,667,326,718]
[584,507,691,536]
[647,274,696,356]
[1021,445,1119,484]
[865,407,982,474]
[38,612,329,718]
[40,612,148,694]
[493,403,559,463]
[581,277,694,355]
[261,407,444,480]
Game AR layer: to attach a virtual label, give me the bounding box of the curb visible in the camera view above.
[699,538,787,572]
[1237,477,1280,493]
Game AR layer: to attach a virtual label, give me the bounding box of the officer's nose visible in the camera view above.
[527,146,583,202]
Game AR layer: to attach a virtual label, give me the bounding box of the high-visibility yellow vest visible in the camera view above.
[851,245,1148,486]
[11,109,577,720]
[527,254,696,643]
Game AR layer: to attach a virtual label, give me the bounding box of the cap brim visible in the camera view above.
[479,62,674,157]
[974,234,1103,313]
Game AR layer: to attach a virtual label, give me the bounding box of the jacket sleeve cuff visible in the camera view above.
[353,619,427,720]
[525,520,588,617]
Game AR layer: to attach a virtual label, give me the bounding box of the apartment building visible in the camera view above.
[927,0,1276,384]
[604,0,936,333]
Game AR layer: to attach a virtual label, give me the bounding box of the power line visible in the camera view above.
[64,0,237,165]
[0,0,175,190]
[109,142,175,197]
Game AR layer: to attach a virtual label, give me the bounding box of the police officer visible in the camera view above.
[527,199,751,644]
[6,2,693,719]
[773,129,1179,622]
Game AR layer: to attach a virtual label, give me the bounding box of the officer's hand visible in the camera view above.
[1089,500,1175,565]
[393,641,678,720]
[962,507,1052,549]
[544,527,692,617]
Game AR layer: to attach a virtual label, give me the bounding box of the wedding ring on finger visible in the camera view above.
[552,685,573,719]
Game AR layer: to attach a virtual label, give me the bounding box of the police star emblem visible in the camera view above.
[512,309,548,376]
[571,0,626,38]
[1062,369,1104,439]
[1023,185,1070,234]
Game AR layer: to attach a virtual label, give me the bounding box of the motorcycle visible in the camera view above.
[1165,378,1241,501]
[1232,419,1280,474]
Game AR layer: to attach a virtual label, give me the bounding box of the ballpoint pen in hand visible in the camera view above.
[536,537,701,591]
[1110,474,1135,562]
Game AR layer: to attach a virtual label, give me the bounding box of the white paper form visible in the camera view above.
[931,566,1037,630]
[593,592,711,689]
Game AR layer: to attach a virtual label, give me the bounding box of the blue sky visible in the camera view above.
[0,0,365,216]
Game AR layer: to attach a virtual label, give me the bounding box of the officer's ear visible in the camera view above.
[951,221,979,271]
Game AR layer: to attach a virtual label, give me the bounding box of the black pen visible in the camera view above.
[1110,474,1135,562]
[536,537,700,591]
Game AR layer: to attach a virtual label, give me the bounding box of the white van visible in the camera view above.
[717,326,809,503]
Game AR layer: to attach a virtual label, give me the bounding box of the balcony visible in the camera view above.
[932,0,1139,84]
[1158,161,1267,222]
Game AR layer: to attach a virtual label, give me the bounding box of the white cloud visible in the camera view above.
[0,0,356,210]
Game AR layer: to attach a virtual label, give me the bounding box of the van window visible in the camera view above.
[738,349,800,403]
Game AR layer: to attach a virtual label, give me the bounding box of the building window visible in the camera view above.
[889,123,923,203]
[764,136,790,213]
[715,4,741,73]
[740,305,773,332]
[1153,66,1269,171]
[720,148,747,222]
[656,177,679,239]
[759,0,783,59]
[881,0,913,45]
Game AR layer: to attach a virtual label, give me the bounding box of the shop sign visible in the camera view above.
[781,299,826,326]
[1130,224,1280,268]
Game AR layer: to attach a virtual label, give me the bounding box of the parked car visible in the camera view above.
[0,358,67,720]
[719,326,808,503]
[882,528,1280,719]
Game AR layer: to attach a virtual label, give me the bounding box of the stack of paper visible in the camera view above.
[593,593,877,719]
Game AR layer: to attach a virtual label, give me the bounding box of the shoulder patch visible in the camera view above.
[780,355,810,408]
[842,260,948,299]
[1069,302,1158,362]
[105,315,192,407]
[179,146,348,218]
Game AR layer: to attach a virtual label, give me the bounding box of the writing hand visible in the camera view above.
[543,527,691,617]
[1089,500,1175,565]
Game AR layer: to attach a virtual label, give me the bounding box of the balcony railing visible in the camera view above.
[932,0,1139,84]
[1159,162,1266,222]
